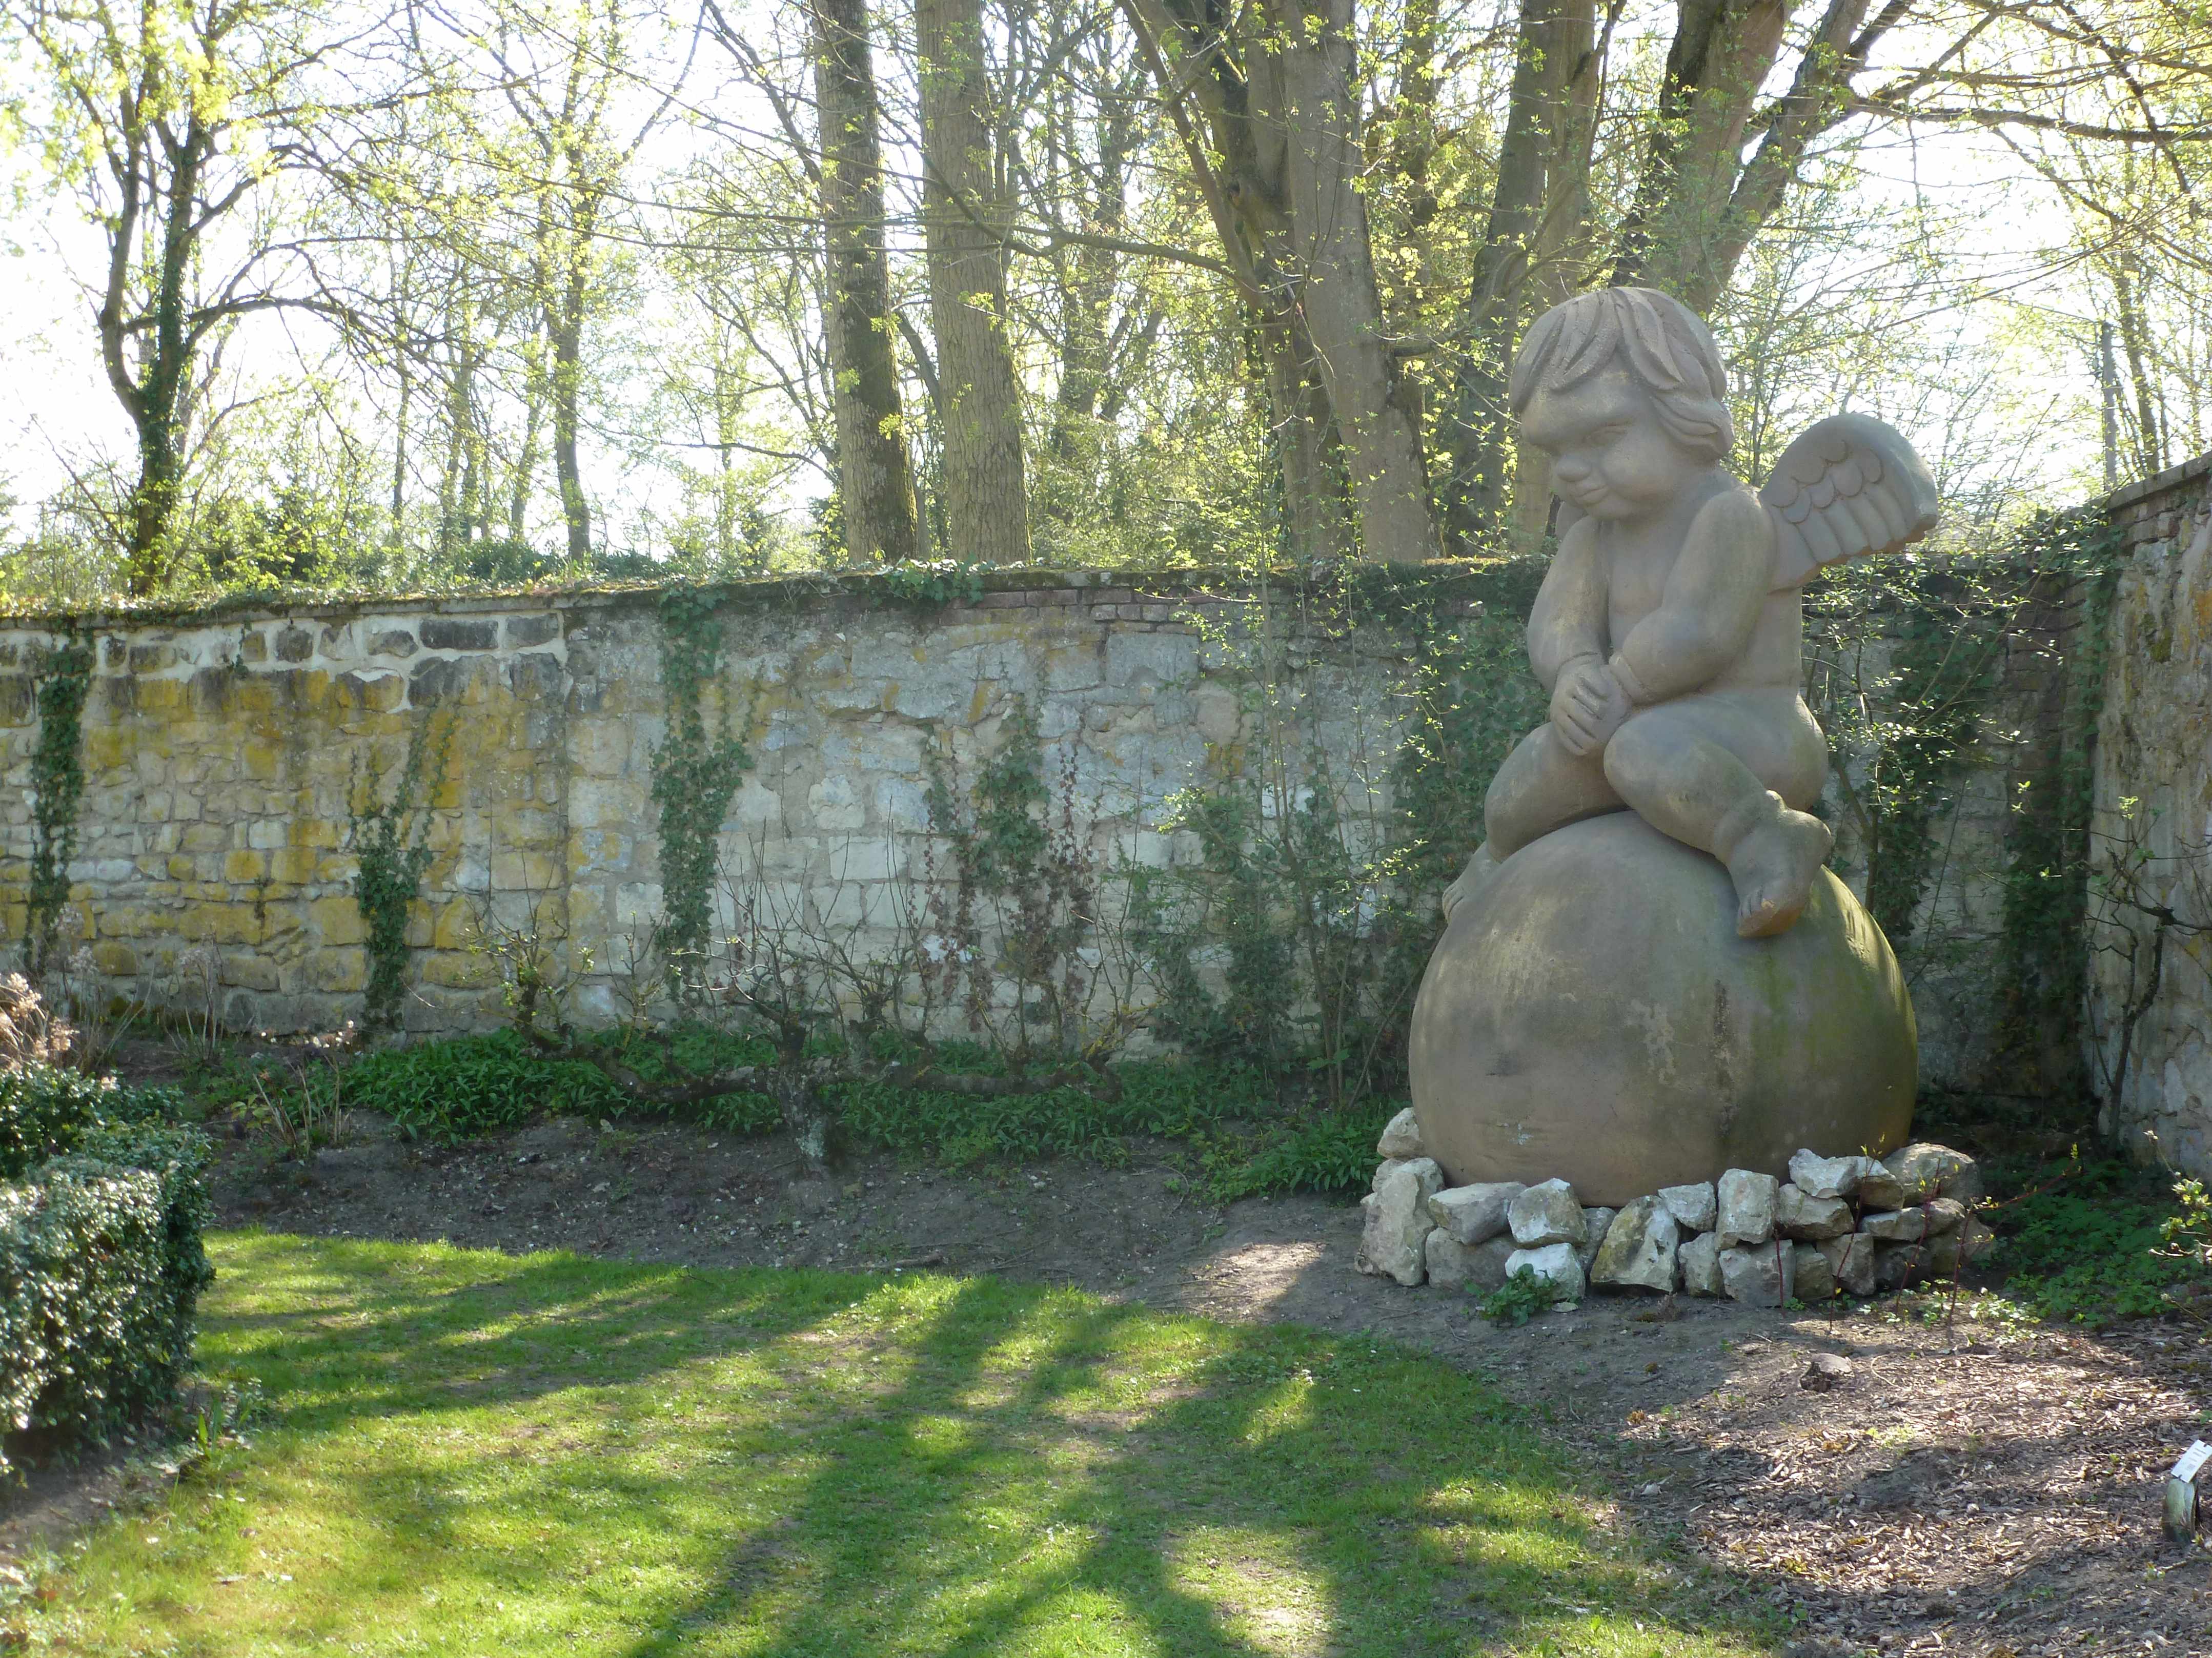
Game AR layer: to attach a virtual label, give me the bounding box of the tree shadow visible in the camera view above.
[182,1232,1783,1654]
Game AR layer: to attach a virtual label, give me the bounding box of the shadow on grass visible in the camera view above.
[92,1231,1784,1655]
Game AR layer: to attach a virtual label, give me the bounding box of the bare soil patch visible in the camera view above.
[14,1107,2212,1655]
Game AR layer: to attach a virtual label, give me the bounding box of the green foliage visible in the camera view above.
[1998,1158,2204,1324]
[876,559,986,606]
[1479,1266,1572,1326]
[1130,562,1546,1108]
[0,1069,212,1476]
[838,1056,1272,1166]
[649,588,753,993]
[1194,1103,1395,1202]
[343,1031,622,1141]
[25,633,92,978]
[349,712,453,1031]
[342,1027,782,1144]
[922,697,1126,1066]
[0,1064,188,1180]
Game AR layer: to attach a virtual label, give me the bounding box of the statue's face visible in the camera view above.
[1520,365,1697,521]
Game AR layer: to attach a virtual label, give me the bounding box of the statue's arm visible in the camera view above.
[1527,520,1609,694]
[1608,490,1773,705]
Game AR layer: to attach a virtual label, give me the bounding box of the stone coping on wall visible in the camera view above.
[0,558,1538,634]
[2106,449,2212,517]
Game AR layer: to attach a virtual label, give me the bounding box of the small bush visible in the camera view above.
[1478,1267,1571,1327]
[0,1075,212,1475]
[1198,1106,1395,1203]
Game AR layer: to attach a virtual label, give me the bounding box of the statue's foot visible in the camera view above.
[1443,845,1499,923]
[1724,807,1833,938]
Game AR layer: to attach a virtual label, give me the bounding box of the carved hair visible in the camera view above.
[1509,287,1734,462]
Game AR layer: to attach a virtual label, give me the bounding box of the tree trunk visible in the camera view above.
[917,0,1031,565]
[549,249,592,563]
[1610,0,1789,305]
[1256,0,1438,562]
[814,0,919,564]
[1444,0,1589,552]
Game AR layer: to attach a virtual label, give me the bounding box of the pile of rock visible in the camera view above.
[1356,1110,1993,1309]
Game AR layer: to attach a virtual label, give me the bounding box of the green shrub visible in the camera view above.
[1197,1105,1394,1202]
[1998,1159,2204,1324]
[1478,1267,1571,1327]
[342,1028,782,1144]
[0,1077,213,1475]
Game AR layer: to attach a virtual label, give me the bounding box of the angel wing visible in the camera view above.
[1760,413,1939,591]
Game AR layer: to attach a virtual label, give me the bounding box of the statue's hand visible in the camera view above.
[1551,658,1632,758]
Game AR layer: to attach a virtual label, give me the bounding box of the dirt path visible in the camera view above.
[13,1114,2212,1655]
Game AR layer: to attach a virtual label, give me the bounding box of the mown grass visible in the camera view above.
[10,1233,1779,1655]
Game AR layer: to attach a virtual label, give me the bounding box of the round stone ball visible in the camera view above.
[1409,812,1916,1206]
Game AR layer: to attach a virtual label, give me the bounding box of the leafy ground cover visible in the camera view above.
[8,1231,1775,1656]
[1989,1156,2208,1324]
[331,1030,1387,1201]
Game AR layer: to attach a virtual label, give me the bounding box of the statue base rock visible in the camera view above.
[1409,812,1916,1206]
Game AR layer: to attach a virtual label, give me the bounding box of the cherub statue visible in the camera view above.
[1446,286,1939,938]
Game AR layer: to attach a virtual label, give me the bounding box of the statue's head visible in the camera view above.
[1510,287,1733,467]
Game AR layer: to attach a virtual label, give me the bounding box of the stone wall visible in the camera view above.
[0,539,2148,1111]
[0,572,1479,1036]
[2092,453,2212,1170]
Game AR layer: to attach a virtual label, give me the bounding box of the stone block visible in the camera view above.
[1376,1106,1424,1159]
[368,629,418,658]
[1356,1157,1443,1286]
[1591,1197,1679,1293]
[1503,1241,1585,1301]
[1788,1149,1876,1200]
[1925,1218,1996,1278]
[1791,1242,1837,1300]
[420,617,498,651]
[1879,1143,1982,1207]
[1776,1183,1854,1240]
[1872,1242,1925,1292]
[1719,1241,1795,1307]
[1576,1207,1615,1272]
[1426,1231,1517,1292]
[1658,1181,1717,1233]
[1860,1208,1929,1243]
[275,626,315,662]
[1679,1232,1725,1295]
[1425,1182,1522,1245]
[505,613,559,647]
[1817,1233,1877,1297]
[1717,1169,1779,1246]
[1507,1178,1586,1247]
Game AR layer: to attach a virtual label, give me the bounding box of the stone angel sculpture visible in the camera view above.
[1448,286,1939,938]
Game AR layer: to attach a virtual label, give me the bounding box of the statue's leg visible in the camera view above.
[1602,696,1832,938]
[1483,722,1626,861]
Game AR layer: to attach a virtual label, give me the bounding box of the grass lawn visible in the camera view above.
[9,1232,1779,1655]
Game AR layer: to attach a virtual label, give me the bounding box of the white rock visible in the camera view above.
[1879,1143,1983,1207]
[1788,1149,1876,1200]
[1921,1197,1967,1236]
[1504,1241,1585,1301]
[1776,1183,1855,1241]
[1426,1181,1525,1245]
[1716,1169,1779,1246]
[1925,1218,1997,1279]
[1817,1232,1877,1296]
[1591,1197,1680,1293]
[1679,1232,1725,1296]
[1427,1232,1517,1292]
[1657,1181,1717,1233]
[1508,1178,1586,1247]
[1719,1241,1795,1307]
[1792,1242,1837,1301]
[1860,1208,1929,1243]
[1372,1157,1412,1193]
[1376,1107,1425,1161]
[1576,1207,1616,1272]
[1357,1157,1443,1286]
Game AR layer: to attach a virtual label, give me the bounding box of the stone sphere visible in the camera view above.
[1409,812,1916,1205]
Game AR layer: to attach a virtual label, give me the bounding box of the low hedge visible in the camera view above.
[0,1071,213,1475]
